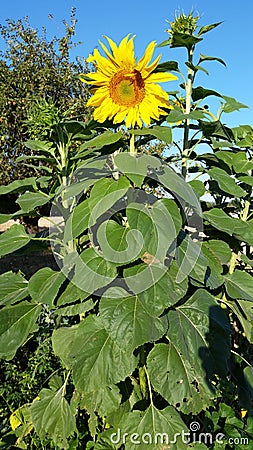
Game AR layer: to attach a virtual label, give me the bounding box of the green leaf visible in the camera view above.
[226,299,253,343]
[71,176,130,238]
[191,86,222,102]
[52,325,79,368]
[56,281,89,306]
[16,155,55,164]
[114,153,153,188]
[53,315,137,393]
[237,175,253,186]
[148,290,230,413]
[127,198,181,263]
[208,167,247,197]
[81,385,121,418]
[203,209,253,245]
[80,131,123,150]
[28,268,65,306]
[99,289,166,352]
[0,224,31,257]
[199,120,234,141]
[203,240,231,265]
[125,261,188,313]
[71,247,118,295]
[176,235,224,289]
[31,386,76,448]
[159,166,202,214]
[166,110,186,123]
[118,404,188,450]
[0,177,37,195]
[25,139,55,155]
[56,300,94,317]
[0,301,42,360]
[0,271,28,307]
[198,22,223,36]
[222,96,248,114]
[225,271,253,301]
[169,32,202,50]
[99,220,142,265]
[198,53,226,67]
[17,191,51,212]
[154,61,179,72]
[130,125,172,144]
[188,179,206,197]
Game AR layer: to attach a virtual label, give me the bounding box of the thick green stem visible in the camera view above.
[182,48,194,178]
[130,133,135,155]
[144,366,153,406]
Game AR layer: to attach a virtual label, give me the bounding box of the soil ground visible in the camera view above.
[0,249,59,279]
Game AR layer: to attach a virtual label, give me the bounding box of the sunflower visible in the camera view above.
[80,35,178,128]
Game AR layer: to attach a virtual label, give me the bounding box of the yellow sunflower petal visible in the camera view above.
[148,72,178,83]
[136,41,156,72]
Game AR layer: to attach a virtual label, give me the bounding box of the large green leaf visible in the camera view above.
[71,247,118,295]
[124,261,188,313]
[56,281,89,306]
[0,224,31,257]
[0,301,42,360]
[31,386,76,449]
[204,209,253,245]
[169,31,202,50]
[17,191,51,212]
[167,290,231,376]
[99,289,166,352]
[114,153,152,187]
[147,342,213,415]
[117,404,188,450]
[98,220,142,265]
[225,271,253,301]
[70,176,130,239]
[202,239,231,264]
[80,385,121,418]
[28,268,66,307]
[148,290,231,413]
[176,234,224,288]
[52,325,79,368]
[130,125,172,144]
[158,166,202,214]
[222,96,248,114]
[208,168,246,197]
[0,271,28,307]
[199,120,234,141]
[80,130,123,150]
[53,315,137,394]
[127,198,182,262]
[0,177,37,195]
[191,86,222,102]
[25,140,55,155]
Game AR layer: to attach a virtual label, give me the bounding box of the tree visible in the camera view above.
[0,8,90,185]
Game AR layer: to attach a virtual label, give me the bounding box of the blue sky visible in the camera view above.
[0,0,252,127]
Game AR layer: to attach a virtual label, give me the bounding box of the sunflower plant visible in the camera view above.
[1,11,253,450]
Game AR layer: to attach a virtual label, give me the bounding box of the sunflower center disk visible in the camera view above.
[109,70,145,107]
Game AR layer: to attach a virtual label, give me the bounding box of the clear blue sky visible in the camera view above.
[1,0,252,127]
